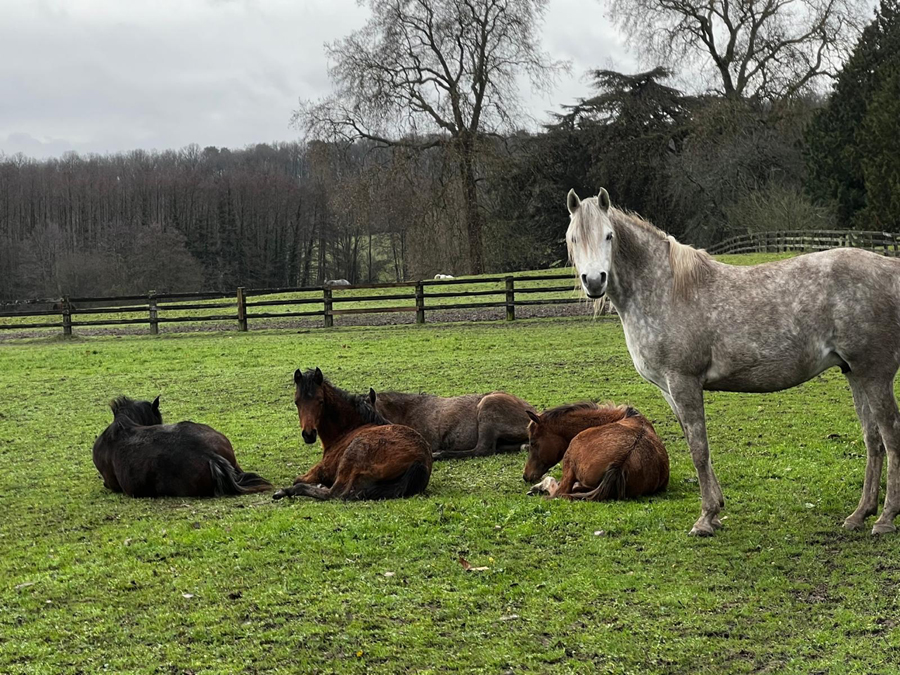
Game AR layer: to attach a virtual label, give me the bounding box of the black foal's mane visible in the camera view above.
[110,396,160,427]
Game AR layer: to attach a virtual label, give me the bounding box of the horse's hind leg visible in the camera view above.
[843,374,885,531]
[856,375,900,535]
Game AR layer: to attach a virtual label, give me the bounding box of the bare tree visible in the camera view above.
[605,0,868,100]
[294,0,567,274]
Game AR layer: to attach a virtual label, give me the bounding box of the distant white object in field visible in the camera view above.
[325,279,351,286]
[434,274,455,280]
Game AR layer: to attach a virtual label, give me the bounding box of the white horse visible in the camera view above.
[566,187,900,536]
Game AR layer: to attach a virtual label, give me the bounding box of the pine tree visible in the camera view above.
[805,1,900,226]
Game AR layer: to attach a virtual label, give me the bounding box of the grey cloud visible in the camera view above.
[1,0,632,159]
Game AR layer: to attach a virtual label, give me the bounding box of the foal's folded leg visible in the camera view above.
[273,483,331,500]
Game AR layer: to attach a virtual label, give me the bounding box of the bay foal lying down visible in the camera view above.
[373,391,536,460]
[92,396,273,497]
[524,403,669,500]
[273,368,432,501]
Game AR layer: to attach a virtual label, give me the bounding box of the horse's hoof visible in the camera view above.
[871,522,896,536]
[843,517,865,531]
[689,519,716,537]
[272,490,288,501]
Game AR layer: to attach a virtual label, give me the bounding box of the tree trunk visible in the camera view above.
[457,137,485,275]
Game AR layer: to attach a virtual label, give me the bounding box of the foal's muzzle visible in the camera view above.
[302,429,318,444]
[581,272,607,299]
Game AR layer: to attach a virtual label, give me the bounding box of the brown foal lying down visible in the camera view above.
[524,402,669,500]
[273,368,432,501]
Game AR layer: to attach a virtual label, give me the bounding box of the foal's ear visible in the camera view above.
[313,367,324,385]
[566,188,581,215]
[598,188,610,212]
[368,388,377,406]
[526,410,541,425]
[151,395,160,411]
[293,369,302,383]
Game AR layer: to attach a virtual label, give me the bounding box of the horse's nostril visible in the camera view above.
[581,273,587,284]
[599,271,607,284]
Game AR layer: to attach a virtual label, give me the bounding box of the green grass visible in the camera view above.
[3,286,900,673]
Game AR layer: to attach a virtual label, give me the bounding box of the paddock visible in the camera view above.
[2,311,899,672]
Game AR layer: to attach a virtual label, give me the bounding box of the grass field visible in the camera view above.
[3,254,900,674]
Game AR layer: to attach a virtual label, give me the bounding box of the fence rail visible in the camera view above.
[0,274,582,337]
[708,230,900,256]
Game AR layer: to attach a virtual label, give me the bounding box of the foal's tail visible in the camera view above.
[209,454,273,496]
[568,422,647,502]
[358,461,431,500]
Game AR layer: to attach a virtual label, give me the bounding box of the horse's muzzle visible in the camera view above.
[302,429,317,444]
[581,272,607,299]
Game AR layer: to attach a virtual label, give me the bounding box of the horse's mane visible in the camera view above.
[611,207,712,299]
[297,369,388,426]
[109,396,160,427]
[572,197,712,300]
[539,401,637,422]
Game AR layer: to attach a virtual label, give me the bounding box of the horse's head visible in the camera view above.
[294,367,326,444]
[522,410,569,483]
[566,187,613,299]
[110,395,162,426]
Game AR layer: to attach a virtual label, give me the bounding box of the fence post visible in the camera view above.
[62,296,72,337]
[415,281,425,324]
[236,287,248,332]
[505,277,515,321]
[323,286,333,328]
[148,291,158,335]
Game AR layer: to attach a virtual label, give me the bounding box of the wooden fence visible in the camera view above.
[708,230,900,256]
[0,274,582,337]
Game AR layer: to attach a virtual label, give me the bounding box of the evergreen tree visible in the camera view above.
[805,1,900,226]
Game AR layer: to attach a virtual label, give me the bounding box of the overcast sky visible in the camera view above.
[0,0,633,159]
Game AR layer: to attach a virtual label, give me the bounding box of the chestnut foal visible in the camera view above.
[524,403,669,500]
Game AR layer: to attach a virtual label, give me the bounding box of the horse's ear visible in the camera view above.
[313,367,324,385]
[151,396,160,411]
[526,410,541,425]
[368,388,377,406]
[293,369,302,383]
[566,189,581,215]
[598,188,610,212]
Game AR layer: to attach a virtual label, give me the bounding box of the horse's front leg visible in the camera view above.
[664,377,723,536]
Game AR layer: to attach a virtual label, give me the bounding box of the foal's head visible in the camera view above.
[522,410,570,483]
[566,188,614,299]
[294,367,326,444]
[293,367,381,444]
[110,396,163,426]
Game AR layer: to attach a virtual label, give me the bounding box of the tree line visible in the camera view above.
[2,0,898,302]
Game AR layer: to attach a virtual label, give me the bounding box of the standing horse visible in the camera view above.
[92,396,272,497]
[527,408,669,501]
[566,187,900,536]
[272,368,432,500]
[373,391,535,460]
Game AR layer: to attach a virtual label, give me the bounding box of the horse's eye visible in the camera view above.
[571,236,577,244]
[606,233,613,241]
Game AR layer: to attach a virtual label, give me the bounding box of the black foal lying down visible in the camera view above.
[92,396,272,498]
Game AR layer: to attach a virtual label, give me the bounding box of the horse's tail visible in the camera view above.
[209,454,273,496]
[357,461,431,500]
[567,421,647,502]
